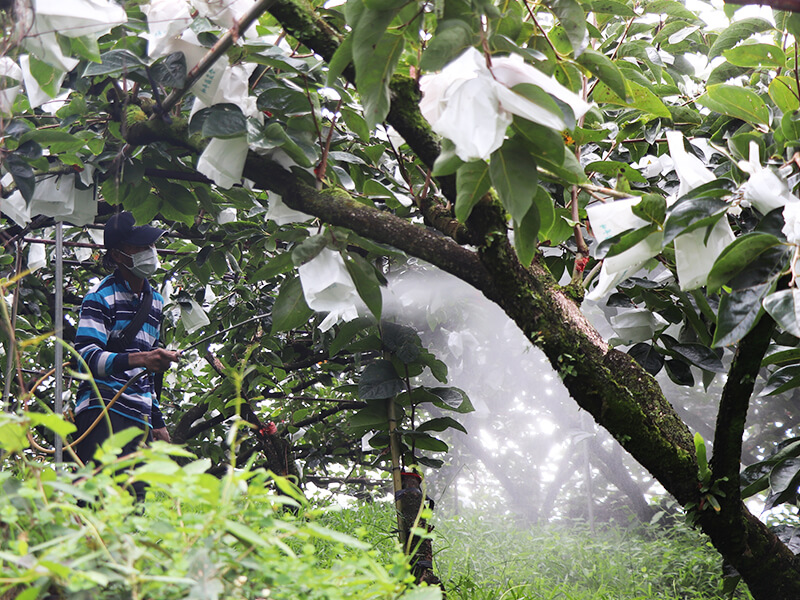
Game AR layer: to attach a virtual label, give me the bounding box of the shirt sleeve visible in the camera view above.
[73,289,131,378]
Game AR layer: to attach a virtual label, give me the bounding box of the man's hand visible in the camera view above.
[129,348,181,372]
[152,427,171,443]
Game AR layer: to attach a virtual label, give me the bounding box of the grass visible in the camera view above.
[319,502,753,600]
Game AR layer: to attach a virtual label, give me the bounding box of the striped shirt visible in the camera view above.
[74,270,165,428]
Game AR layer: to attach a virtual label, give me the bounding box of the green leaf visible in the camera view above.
[28,56,61,97]
[513,119,566,167]
[225,520,270,547]
[271,275,314,333]
[253,123,314,167]
[490,138,538,223]
[257,86,311,117]
[150,52,187,88]
[706,232,784,294]
[27,413,76,437]
[695,433,710,482]
[432,138,465,177]
[545,0,589,56]
[416,416,468,435]
[763,289,800,338]
[665,359,694,386]
[253,252,295,281]
[762,346,800,367]
[597,224,659,259]
[428,386,474,413]
[723,43,785,68]
[70,35,101,63]
[768,458,800,507]
[632,194,667,225]
[327,33,354,86]
[514,203,541,267]
[341,107,370,142]
[455,161,490,222]
[403,431,449,452]
[663,197,730,246]
[84,49,145,76]
[512,82,574,129]
[769,76,800,114]
[708,17,774,59]
[697,84,770,127]
[593,80,671,119]
[356,31,405,128]
[576,49,628,100]
[200,104,247,139]
[670,343,725,373]
[153,180,197,226]
[643,0,698,21]
[0,421,29,453]
[761,365,800,396]
[420,20,474,71]
[291,234,327,266]
[585,160,647,183]
[344,253,383,320]
[712,283,771,348]
[358,360,404,400]
[588,0,636,16]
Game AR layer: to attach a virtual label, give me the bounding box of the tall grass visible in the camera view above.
[319,503,753,600]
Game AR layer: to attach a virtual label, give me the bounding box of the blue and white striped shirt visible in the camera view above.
[74,270,165,428]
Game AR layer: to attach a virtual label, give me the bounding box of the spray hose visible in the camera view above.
[25,369,148,463]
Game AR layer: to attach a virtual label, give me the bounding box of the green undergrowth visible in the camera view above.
[319,503,754,600]
[0,424,437,600]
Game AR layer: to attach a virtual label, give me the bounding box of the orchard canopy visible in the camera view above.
[9,0,800,596]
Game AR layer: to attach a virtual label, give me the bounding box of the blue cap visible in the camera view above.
[104,212,164,249]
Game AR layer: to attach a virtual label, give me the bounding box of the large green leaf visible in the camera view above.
[576,49,628,100]
[670,343,725,373]
[768,458,800,509]
[203,104,247,139]
[356,31,405,128]
[723,43,785,68]
[769,76,800,113]
[358,360,405,400]
[344,253,383,321]
[545,0,589,56]
[593,80,671,119]
[708,17,774,59]
[416,416,468,435]
[712,283,771,348]
[706,232,784,294]
[455,161,491,222]
[663,197,730,246]
[490,138,538,223]
[271,275,314,334]
[420,19,474,71]
[697,84,770,127]
[763,289,800,338]
[761,365,800,396]
[643,0,698,21]
[514,203,541,268]
[84,49,145,76]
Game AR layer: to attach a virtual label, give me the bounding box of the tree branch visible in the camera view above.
[711,313,775,506]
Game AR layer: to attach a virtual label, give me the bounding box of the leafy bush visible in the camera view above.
[0,414,440,600]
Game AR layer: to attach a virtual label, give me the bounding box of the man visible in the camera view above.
[73,211,180,499]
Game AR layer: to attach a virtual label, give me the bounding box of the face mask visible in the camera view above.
[120,247,159,279]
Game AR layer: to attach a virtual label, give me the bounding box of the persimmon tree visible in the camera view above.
[7,0,800,596]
